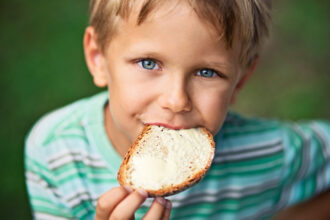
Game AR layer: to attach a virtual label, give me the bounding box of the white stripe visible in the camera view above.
[292,124,310,180]
[48,149,102,163]
[218,138,282,154]
[26,171,50,188]
[63,189,99,209]
[311,123,330,158]
[26,171,61,196]
[67,193,91,208]
[214,144,283,163]
[274,123,311,212]
[34,212,72,220]
[92,200,98,207]
[316,165,326,193]
[49,154,106,170]
[64,188,93,202]
[56,168,80,181]
[311,123,330,193]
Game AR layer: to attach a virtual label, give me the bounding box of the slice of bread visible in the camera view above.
[117,125,215,197]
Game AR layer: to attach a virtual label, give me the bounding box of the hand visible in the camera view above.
[95,186,172,220]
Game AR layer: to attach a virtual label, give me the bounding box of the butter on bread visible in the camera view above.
[117,125,215,197]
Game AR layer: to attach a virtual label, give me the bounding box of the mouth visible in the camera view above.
[145,122,188,130]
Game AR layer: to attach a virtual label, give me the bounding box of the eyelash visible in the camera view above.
[196,69,220,78]
[136,58,225,79]
[137,58,161,71]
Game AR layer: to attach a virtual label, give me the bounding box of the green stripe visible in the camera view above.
[222,125,278,137]
[205,163,283,180]
[46,133,89,144]
[222,119,276,129]
[57,171,117,185]
[26,156,49,172]
[312,131,326,169]
[71,200,94,218]
[31,196,60,206]
[206,153,284,179]
[222,118,279,129]
[31,198,72,217]
[80,211,95,220]
[32,204,73,218]
[302,173,316,199]
[215,151,283,168]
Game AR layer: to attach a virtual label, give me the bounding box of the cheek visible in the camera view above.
[195,87,233,134]
[107,65,160,125]
[108,65,147,107]
[109,82,147,118]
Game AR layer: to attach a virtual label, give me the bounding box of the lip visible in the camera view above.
[145,122,187,130]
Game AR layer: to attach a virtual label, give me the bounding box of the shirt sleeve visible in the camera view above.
[25,132,75,220]
[279,120,330,207]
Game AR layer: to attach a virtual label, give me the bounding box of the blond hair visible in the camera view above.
[89,0,272,66]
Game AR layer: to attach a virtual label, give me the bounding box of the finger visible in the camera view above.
[110,189,148,220]
[95,186,130,220]
[162,200,172,220]
[142,197,166,220]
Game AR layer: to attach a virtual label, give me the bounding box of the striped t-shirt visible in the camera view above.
[25,91,330,220]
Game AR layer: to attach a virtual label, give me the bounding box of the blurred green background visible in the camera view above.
[1,0,329,219]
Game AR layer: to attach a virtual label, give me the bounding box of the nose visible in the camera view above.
[158,77,192,113]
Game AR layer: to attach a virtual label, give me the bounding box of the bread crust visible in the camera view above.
[117,126,215,197]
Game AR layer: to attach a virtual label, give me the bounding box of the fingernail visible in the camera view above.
[124,185,133,193]
[155,197,166,206]
[165,200,172,209]
[137,188,148,198]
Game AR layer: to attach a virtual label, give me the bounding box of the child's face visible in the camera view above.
[85,2,252,148]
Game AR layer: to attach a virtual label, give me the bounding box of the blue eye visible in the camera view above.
[139,59,158,70]
[197,69,217,78]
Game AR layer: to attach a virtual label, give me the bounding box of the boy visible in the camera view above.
[25,0,330,219]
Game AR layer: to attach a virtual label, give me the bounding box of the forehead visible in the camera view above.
[123,0,226,42]
[106,2,241,76]
[119,1,240,58]
[113,1,225,52]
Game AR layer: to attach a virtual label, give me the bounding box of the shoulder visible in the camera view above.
[280,119,330,148]
[25,92,109,219]
[216,112,283,150]
[26,97,88,149]
[217,112,329,155]
[25,92,108,154]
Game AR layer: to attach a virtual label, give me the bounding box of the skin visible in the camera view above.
[84,1,256,219]
[84,1,330,219]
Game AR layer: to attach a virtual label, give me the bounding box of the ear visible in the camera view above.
[230,56,259,105]
[83,26,108,87]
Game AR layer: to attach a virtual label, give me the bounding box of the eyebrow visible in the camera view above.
[203,61,229,69]
[125,50,167,62]
[198,59,234,74]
